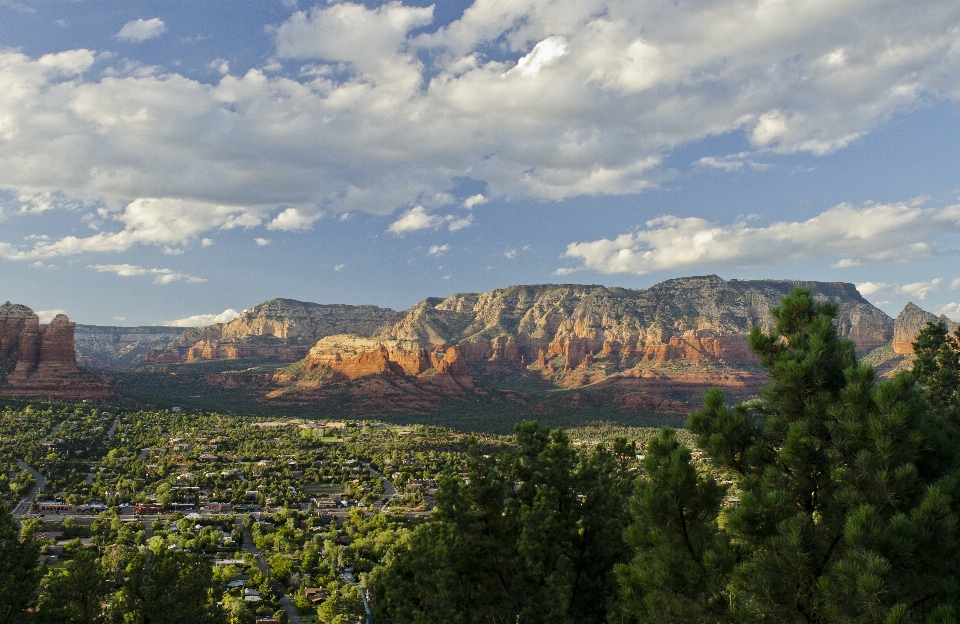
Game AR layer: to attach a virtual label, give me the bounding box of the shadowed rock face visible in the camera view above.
[0,303,112,401]
[0,301,33,361]
[74,325,187,370]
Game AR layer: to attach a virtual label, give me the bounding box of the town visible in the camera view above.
[1,400,508,623]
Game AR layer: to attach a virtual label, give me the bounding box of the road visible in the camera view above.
[12,421,61,521]
[239,517,305,624]
[12,459,46,518]
[107,415,120,438]
[361,462,396,499]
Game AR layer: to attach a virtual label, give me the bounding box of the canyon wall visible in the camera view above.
[0,303,112,400]
[293,276,895,381]
[144,298,402,364]
[75,325,186,369]
[892,302,959,355]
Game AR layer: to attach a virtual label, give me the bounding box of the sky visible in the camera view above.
[1,0,960,327]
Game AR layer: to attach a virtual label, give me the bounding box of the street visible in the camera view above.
[239,516,306,624]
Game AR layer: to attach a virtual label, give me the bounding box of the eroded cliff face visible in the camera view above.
[144,299,402,364]
[0,303,112,400]
[293,276,894,383]
[892,303,959,355]
[75,325,186,369]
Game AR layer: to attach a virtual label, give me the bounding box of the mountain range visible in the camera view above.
[2,276,952,429]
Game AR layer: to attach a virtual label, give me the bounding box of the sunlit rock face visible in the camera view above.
[892,302,958,355]
[296,276,894,381]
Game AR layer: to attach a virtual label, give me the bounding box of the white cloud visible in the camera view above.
[463,194,487,209]
[951,278,960,290]
[115,18,167,43]
[333,263,345,271]
[0,198,264,260]
[112,316,125,321]
[901,278,942,301]
[89,263,206,284]
[36,309,66,323]
[387,206,473,234]
[504,249,517,259]
[266,207,322,231]
[855,282,892,296]
[856,279,944,301]
[448,214,473,231]
[254,238,271,246]
[428,244,450,256]
[163,308,242,327]
[936,303,960,321]
[201,238,214,247]
[0,0,958,250]
[562,201,960,275]
[509,36,567,77]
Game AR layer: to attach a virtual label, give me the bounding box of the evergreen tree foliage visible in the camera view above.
[371,421,634,623]
[614,428,731,623]
[0,504,42,624]
[617,287,960,623]
[108,544,225,624]
[912,320,960,421]
[36,547,108,624]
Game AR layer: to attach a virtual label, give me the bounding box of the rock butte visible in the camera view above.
[0,302,112,401]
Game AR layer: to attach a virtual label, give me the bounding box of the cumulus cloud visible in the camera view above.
[89,263,206,284]
[36,309,67,323]
[901,279,943,300]
[0,198,264,260]
[856,280,943,301]
[937,303,960,321]
[427,244,449,256]
[562,201,960,275]
[0,0,959,252]
[254,238,271,246]
[463,194,487,209]
[115,18,167,43]
[387,206,472,234]
[266,207,322,231]
[163,308,242,327]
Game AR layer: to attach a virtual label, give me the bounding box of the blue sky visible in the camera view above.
[2,0,960,326]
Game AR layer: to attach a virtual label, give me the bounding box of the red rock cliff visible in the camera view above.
[0,305,112,401]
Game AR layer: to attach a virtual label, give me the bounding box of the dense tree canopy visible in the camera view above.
[617,287,960,623]
[371,422,635,623]
[0,504,42,624]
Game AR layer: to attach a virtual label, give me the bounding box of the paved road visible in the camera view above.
[239,518,305,624]
[107,415,120,438]
[361,461,396,499]
[12,459,46,518]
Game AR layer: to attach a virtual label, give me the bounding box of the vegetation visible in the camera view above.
[3,288,960,622]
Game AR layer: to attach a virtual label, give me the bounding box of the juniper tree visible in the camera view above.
[617,287,960,623]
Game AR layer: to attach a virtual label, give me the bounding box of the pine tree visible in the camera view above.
[371,421,634,623]
[618,287,960,623]
[0,504,42,624]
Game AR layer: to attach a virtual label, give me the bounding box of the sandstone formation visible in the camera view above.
[892,302,958,355]
[291,276,893,383]
[74,325,186,369]
[0,303,112,401]
[144,298,402,364]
